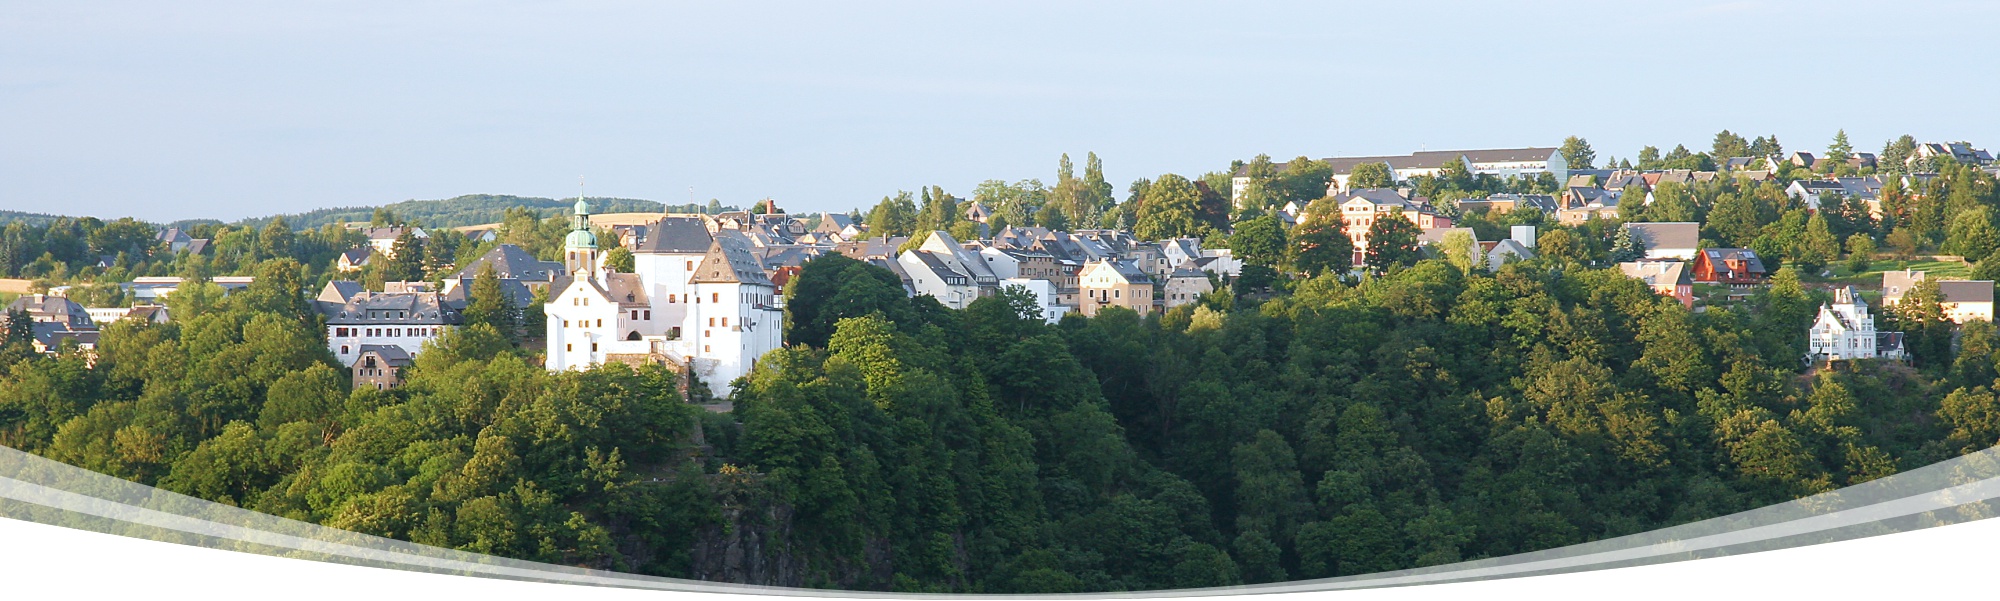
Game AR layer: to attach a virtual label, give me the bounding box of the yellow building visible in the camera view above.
[1078,259,1154,317]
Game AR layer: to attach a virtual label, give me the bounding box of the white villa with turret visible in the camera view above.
[543,198,785,397]
[1808,286,1906,362]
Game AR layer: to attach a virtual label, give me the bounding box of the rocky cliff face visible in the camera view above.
[688,500,805,586]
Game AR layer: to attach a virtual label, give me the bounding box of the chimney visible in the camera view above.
[1511,225,1537,248]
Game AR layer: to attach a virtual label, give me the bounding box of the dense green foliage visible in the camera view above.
[10,140,2000,592]
[7,245,1990,592]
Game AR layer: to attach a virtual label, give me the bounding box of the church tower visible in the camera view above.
[564,197,599,275]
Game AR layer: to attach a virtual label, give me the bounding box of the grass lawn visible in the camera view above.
[1819,259,1972,287]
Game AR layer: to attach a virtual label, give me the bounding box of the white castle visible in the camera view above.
[543,198,784,396]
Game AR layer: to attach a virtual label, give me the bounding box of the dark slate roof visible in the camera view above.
[690,231,776,286]
[914,252,970,284]
[442,277,535,309]
[1702,248,1768,277]
[1338,188,1418,207]
[1625,222,1701,251]
[318,281,365,304]
[357,226,417,241]
[759,245,824,270]
[634,216,715,254]
[1940,280,1995,304]
[453,244,562,282]
[321,291,462,325]
[30,322,97,348]
[357,344,414,366]
[339,247,371,264]
[6,294,93,330]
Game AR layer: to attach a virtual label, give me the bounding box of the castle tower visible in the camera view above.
[564,197,599,275]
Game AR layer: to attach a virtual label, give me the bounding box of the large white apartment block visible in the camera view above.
[543,201,784,397]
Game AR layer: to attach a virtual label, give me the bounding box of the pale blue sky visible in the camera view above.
[3,1,1996,222]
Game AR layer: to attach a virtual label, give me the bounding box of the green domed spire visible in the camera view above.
[567,193,595,250]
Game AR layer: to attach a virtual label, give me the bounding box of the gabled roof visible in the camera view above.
[634,216,715,254]
[690,231,776,286]
[1624,222,1701,251]
[320,290,461,325]
[338,247,372,264]
[1939,280,1995,304]
[318,281,365,304]
[357,344,414,366]
[1619,260,1691,287]
[453,244,562,281]
[30,322,97,349]
[1699,248,1768,278]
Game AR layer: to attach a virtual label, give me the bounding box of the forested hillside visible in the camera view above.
[1,249,1993,592]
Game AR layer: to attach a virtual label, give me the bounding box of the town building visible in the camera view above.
[543,201,784,397]
[356,226,428,258]
[336,248,372,272]
[896,231,999,309]
[121,276,255,303]
[1622,222,1700,260]
[1161,266,1213,309]
[1338,188,1455,265]
[998,278,1070,324]
[1077,258,1155,317]
[1618,260,1694,308]
[1809,286,1905,362]
[318,281,462,367]
[6,294,96,331]
[1691,248,1770,287]
[1881,270,1996,324]
[1231,147,1566,204]
[352,346,413,390]
[442,243,565,297]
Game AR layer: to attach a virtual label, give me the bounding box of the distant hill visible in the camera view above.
[0,210,74,228]
[0,194,742,232]
[240,194,683,230]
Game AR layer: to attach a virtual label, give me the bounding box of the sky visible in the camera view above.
[3,1,1997,223]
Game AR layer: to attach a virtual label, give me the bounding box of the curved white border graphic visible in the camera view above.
[2,443,1998,597]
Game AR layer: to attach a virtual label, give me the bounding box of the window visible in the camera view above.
[704,345,711,352]
[644,311,651,320]
[721,317,728,327]
[567,344,572,351]
[708,317,715,326]
[595,319,602,327]
[712,293,719,303]
[591,343,598,352]
[341,346,349,354]
[670,294,677,303]
[1114,289,1121,299]
[686,260,694,270]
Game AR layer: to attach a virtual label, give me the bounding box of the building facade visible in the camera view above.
[543,201,784,397]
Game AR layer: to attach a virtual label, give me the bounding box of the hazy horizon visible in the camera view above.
[6,1,1998,223]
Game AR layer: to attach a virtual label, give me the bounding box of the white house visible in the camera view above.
[1809,286,1905,361]
[358,226,428,257]
[999,278,1070,324]
[897,231,998,309]
[543,202,784,397]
